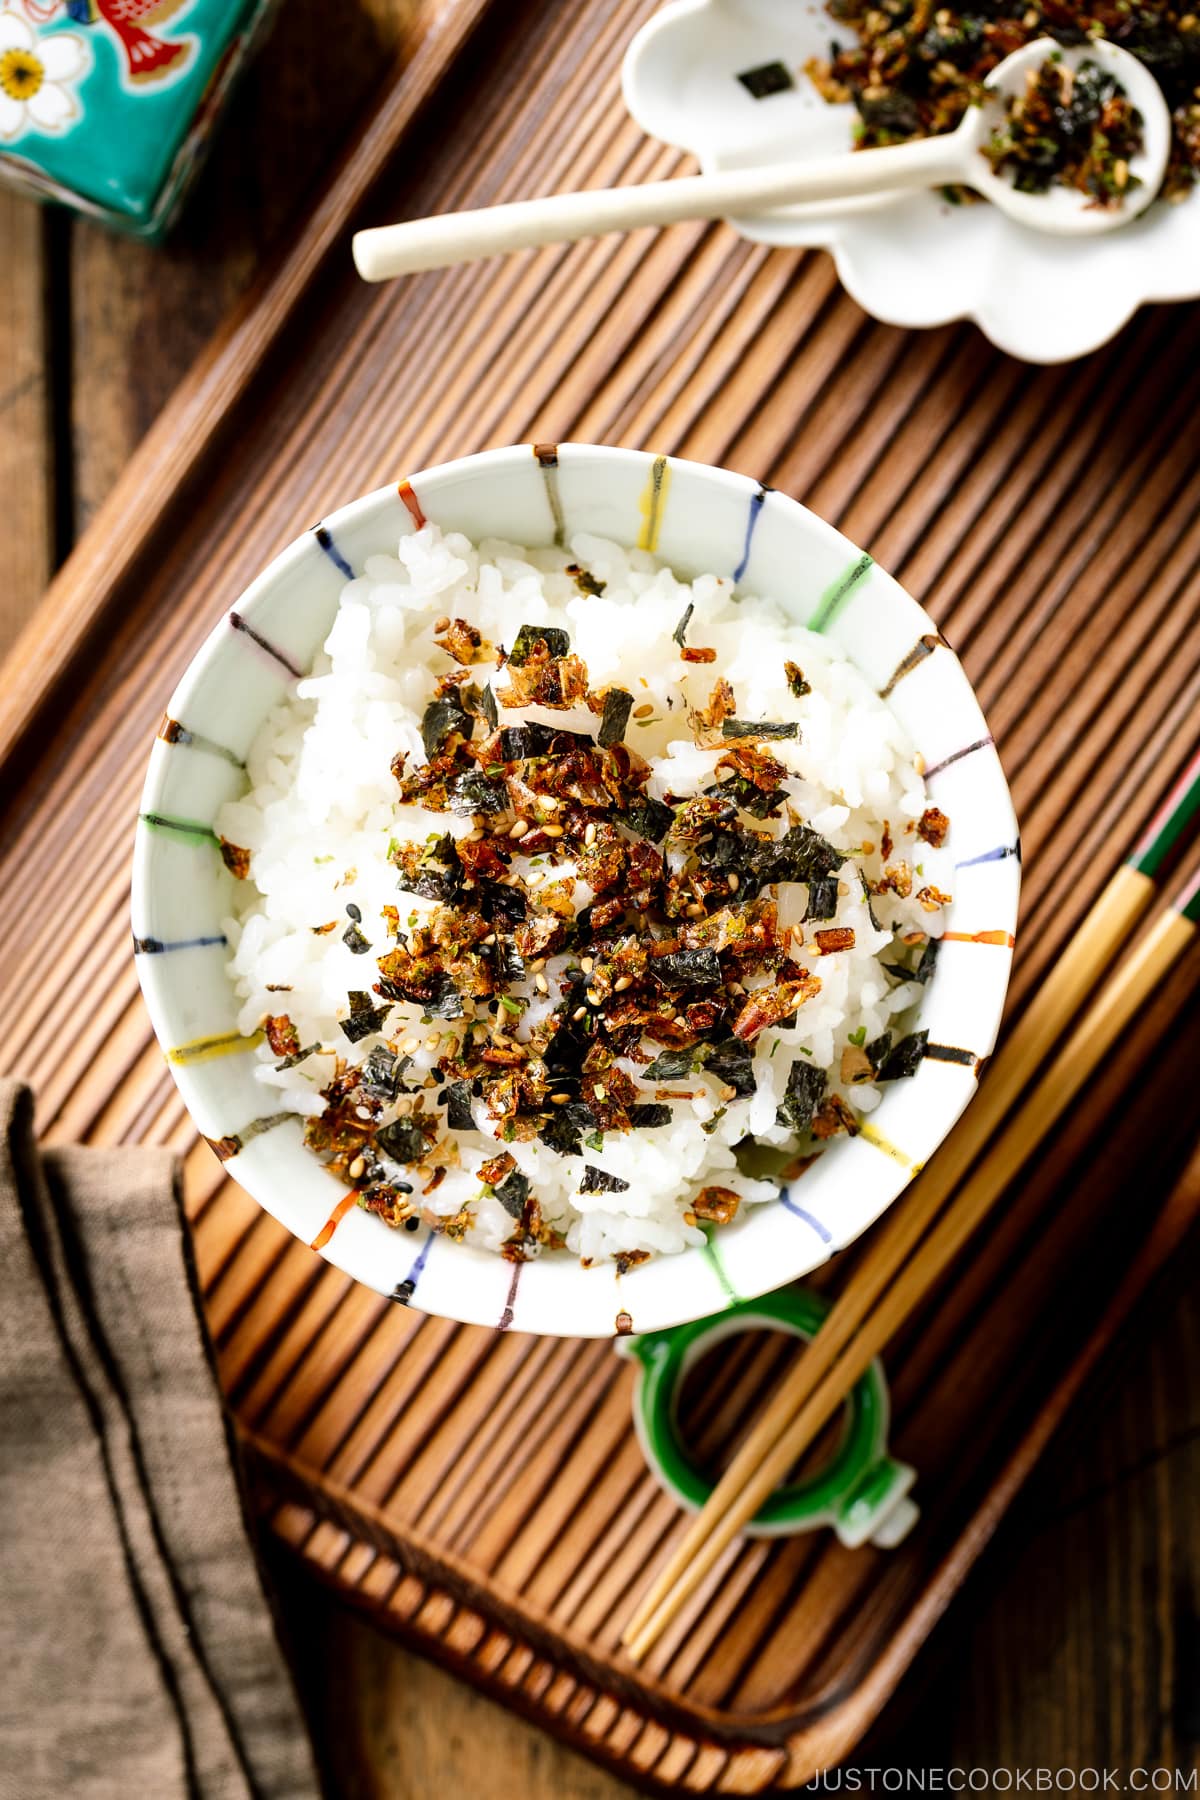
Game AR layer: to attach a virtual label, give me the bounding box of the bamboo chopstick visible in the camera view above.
[625,861,1200,1661]
[622,756,1200,1659]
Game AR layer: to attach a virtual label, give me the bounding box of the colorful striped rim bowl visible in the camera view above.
[133,444,1019,1339]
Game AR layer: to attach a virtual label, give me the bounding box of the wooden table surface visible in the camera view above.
[1,0,1196,1789]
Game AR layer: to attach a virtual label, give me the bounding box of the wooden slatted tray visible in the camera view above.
[3,0,1200,1787]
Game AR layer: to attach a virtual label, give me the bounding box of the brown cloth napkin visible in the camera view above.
[0,1080,320,1800]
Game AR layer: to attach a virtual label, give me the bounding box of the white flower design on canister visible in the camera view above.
[0,8,88,143]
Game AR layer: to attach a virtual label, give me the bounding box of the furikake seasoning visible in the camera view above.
[270,614,948,1261]
[805,1,1200,203]
[984,52,1145,203]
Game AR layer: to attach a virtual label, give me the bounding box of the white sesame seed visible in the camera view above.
[586,989,601,1006]
[509,818,529,839]
[614,975,632,992]
[348,1156,365,1179]
[425,1036,440,1053]
[403,1037,420,1054]
[584,822,597,846]
[542,823,564,839]
[727,872,740,892]
[594,1084,607,1101]
[535,973,549,993]
[572,1006,587,1022]
[580,956,594,973]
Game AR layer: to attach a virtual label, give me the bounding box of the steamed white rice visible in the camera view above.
[217,525,951,1264]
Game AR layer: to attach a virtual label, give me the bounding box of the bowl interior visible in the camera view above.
[133,444,1019,1338]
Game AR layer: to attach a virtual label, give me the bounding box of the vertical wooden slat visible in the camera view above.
[67,0,431,531]
[0,195,51,656]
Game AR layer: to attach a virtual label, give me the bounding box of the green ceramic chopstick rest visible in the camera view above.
[618,1284,918,1548]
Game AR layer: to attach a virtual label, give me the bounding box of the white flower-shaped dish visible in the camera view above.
[134,445,1018,1339]
[622,0,1200,363]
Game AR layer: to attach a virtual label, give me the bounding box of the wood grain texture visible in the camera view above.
[68,0,423,527]
[0,0,1198,1788]
[0,192,51,659]
[265,1247,1197,1792]
[0,0,500,772]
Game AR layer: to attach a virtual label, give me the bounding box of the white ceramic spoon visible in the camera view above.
[353,38,1169,281]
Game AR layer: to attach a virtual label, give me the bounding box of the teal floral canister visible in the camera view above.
[0,0,279,239]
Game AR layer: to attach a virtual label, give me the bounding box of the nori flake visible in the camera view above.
[860,868,884,932]
[481,882,527,925]
[672,602,694,647]
[341,992,390,1043]
[737,59,794,98]
[493,1169,531,1217]
[707,775,787,820]
[420,692,472,760]
[692,820,841,905]
[275,1042,322,1070]
[868,1029,928,1081]
[804,876,840,922]
[538,1101,595,1157]
[376,1117,429,1164]
[597,688,634,748]
[627,1104,673,1128]
[652,947,722,987]
[579,1165,631,1194]
[394,832,463,906]
[441,1080,475,1130]
[760,824,842,885]
[722,719,799,740]
[342,921,372,954]
[449,771,508,815]
[480,684,499,729]
[414,871,458,904]
[499,721,555,761]
[702,1036,757,1098]
[493,935,526,984]
[883,936,940,986]
[622,795,674,843]
[779,1059,826,1132]
[509,623,570,666]
[642,1047,695,1082]
[361,1047,408,1101]
[423,974,467,1020]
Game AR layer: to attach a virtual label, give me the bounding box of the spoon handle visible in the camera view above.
[353,137,967,280]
